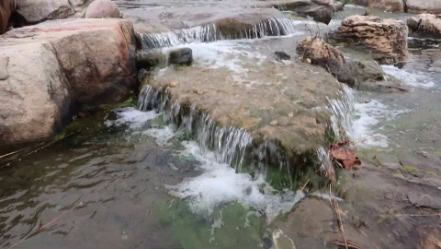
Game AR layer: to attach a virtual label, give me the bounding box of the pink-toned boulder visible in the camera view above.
[0,19,136,146]
[15,0,74,24]
[85,0,121,18]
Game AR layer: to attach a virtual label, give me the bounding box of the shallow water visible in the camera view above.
[1,2,441,249]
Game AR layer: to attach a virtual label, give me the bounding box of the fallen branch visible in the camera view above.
[329,184,349,249]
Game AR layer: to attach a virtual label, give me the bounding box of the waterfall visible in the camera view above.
[137,85,255,171]
[137,82,355,189]
[138,18,305,49]
[327,85,354,141]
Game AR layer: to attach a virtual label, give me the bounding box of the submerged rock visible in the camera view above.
[406,0,441,14]
[330,15,408,65]
[15,0,74,24]
[85,0,121,19]
[275,51,291,60]
[0,19,137,146]
[408,14,441,39]
[297,36,354,86]
[169,48,193,66]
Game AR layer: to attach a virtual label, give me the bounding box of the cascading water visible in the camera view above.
[138,18,305,49]
[137,85,255,171]
[136,82,355,185]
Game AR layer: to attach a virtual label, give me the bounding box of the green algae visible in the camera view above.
[157,201,265,249]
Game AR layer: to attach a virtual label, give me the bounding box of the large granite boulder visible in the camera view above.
[367,0,404,12]
[406,0,441,14]
[330,15,408,65]
[408,14,441,39]
[15,0,74,24]
[85,0,121,19]
[0,19,137,146]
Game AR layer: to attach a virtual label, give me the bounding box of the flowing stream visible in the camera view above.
[0,2,440,249]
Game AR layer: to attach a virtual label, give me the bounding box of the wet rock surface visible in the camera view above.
[136,50,165,70]
[408,14,441,39]
[297,36,406,92]
[331,15,409,65]
[146,59,343,168]
[0,19,137,146]
[348,59,407,92]
[169,48,193,66]
[297,36,354,86]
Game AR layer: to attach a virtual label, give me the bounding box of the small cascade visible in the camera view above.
[327,85,354,140]
[137,85,255,171]
[138,18,304,49]
[137,85,297,173]
[137,83,355,189]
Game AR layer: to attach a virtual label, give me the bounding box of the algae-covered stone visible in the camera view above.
[145,57,343,171]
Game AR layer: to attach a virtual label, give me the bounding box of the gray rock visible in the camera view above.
[136,50,165,70]
[349,60,407,93]
[297,37,407,92]
[85,0,121,19]
[408,192,441,210]
[169,48,193,66]
[274,51,291,61]
[15,0,74,24]
[332,1,345,11]
[297,36,355,86]
[408,14,441,39]
[349,60,384,83]
[137,68,148,84]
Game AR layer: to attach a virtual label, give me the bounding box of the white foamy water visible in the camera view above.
[382,65,436,89]
[141,126,175,146]
[162,40,267,74]
[168,141,305,223]
[104,107,159,129]
[349,100,389,148]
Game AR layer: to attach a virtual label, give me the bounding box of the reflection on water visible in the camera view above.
[0,110,197,249]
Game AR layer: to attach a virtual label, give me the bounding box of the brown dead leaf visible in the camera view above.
[329,142,361,170]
